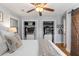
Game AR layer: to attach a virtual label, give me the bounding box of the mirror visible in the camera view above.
[10,18,18,32]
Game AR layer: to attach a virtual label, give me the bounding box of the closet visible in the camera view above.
[43,21,54,42]
[24,21,35,40]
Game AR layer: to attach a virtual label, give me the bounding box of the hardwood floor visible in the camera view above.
[56,43,70,56]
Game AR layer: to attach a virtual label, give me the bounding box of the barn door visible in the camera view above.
[71,9,79,56]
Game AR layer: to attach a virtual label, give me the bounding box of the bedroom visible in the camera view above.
[0,3,79,56]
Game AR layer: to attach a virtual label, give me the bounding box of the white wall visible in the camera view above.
[65,11,71,53]
[21,15,63,43]
[0,5,21,35]
[62,11,71,53]
[0,5,64,43]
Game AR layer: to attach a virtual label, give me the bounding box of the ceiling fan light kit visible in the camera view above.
[36,7,43,12]
[26,3,54,16]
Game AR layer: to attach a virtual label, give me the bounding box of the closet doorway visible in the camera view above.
[24,21,36,40]
[43,21,54,42]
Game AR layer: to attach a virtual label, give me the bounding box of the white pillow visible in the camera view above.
[0,35,8,55]
[5,32,22,53]
[0,30,8,42]
[0,25,9,31]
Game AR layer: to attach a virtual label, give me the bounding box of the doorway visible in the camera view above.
[24,21,35,40]
[43,21,54,42]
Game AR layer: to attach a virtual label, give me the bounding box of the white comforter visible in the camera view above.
[3,40,39,56]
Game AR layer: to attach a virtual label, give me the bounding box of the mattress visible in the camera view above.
[3,40,39,56]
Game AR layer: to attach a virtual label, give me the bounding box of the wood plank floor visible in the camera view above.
[56,43,70,56]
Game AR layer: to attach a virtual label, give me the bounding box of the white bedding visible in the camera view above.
[3,40,39,56]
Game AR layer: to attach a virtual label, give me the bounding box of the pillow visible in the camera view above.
[5,32,22,53]
[14,33,22,48]
[0,25,9,31]
[0,30,9,42]
[0,35,8,55]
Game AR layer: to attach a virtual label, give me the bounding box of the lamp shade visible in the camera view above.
[9,27,17,32]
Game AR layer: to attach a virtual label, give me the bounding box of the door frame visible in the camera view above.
[43,21,54,42]
[22,20,37,40]
[41,20,56,43]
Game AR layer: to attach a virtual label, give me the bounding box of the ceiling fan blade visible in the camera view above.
[31,3,47,6]
[39,12,42,16]
[44,3,47,5]
[44,7,54,12]
[31,3,35,5]
[27,9,35,13]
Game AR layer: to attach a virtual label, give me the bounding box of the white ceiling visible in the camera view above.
[1,3,79,17]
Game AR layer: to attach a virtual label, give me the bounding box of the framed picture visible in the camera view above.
[0,11,3,22]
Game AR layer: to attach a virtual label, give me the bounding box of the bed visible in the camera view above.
[2,40,39,56]
[0,25,66,56]
[39,39,66,56]
[0,25,39,56]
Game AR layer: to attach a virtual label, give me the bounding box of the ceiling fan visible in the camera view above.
[25,3,54,16]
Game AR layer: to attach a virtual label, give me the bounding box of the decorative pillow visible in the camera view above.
[5,32,22,53]
[0,35,8,55]
[14,33,22,48]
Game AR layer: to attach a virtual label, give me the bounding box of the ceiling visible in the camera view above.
[0,3,79,17]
